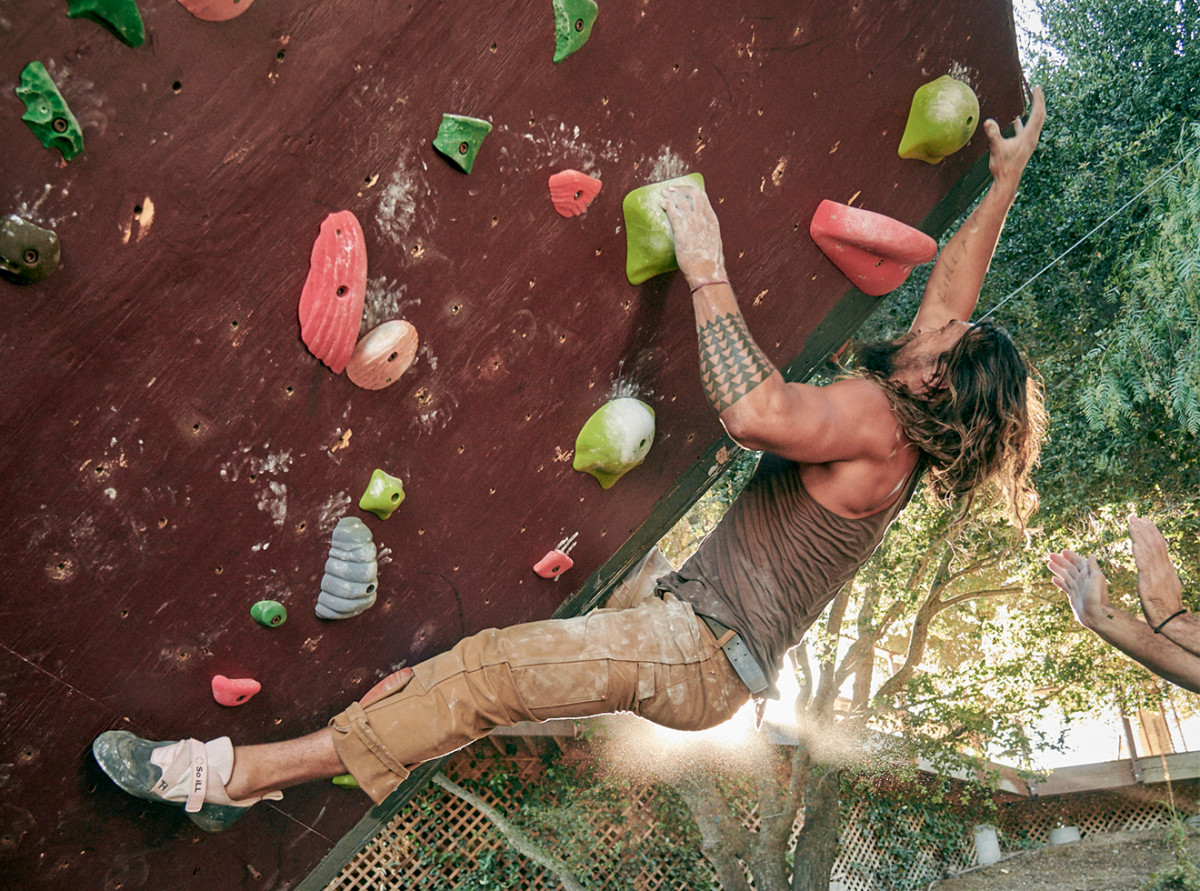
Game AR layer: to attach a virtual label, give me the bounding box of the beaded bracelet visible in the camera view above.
[1152,608,1188,634]
[690,279,730,293]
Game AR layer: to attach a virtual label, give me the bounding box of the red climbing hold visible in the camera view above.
[298,211,368,374]
[548,169,602,217]
[533,548,575,579]
[176,0,257,21]
[809,200,937,297]
[211,675,261,707]
[359,666,415,707]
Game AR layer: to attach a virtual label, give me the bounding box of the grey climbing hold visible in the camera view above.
[315,517,378,620]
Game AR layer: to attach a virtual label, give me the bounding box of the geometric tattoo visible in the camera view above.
[697,312,776,412]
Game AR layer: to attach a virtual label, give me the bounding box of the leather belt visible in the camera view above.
[699,615,770,695]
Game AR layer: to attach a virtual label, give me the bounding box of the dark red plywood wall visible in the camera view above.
[0,0,1024,886]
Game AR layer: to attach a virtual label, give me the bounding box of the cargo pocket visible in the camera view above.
[511,658,612,720]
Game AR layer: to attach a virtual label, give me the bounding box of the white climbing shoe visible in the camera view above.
[93,730,282,832]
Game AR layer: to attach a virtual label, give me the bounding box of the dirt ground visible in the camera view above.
[930,828,1200,891]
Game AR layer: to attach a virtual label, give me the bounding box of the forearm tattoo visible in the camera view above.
[697,312,776,412]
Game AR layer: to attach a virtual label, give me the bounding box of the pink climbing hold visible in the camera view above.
[359,666,415,707]
[211,674,261,707]
[533,548,575,579]
[298,210,368,375]
[548,169,602,217]
[809,199,938,297]
[346,320,420,390]
[176,0,257,21]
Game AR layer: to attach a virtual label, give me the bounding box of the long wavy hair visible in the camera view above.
[853,321,1046,526]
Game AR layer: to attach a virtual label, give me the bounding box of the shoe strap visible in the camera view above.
[149,739,208,813]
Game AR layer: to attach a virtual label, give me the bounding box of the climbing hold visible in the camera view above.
[67,0,146,46]
[176,0,257,22]
[552,0,598,63]
[622,172,706,285]
[548,169,602,218]
[211,675,261,707]
[15,62,84,161]
[573,398,656,489]
[346,320,419,390]
[0,215,61,285]
[298,211,367,375]
[250,600,288,627]
[809,200,937,297]
[534,532,578,579]
[432,114,492,174]
[359,469,405,520]
[316,517,378,620]
[332,774,359,788]
[359,666,415,706]
[897,75,980,164]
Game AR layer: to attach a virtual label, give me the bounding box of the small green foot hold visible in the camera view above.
[16,62,84,161]
[433,114,492,174]
[897,75,980,164]
[359,469,406,519]
[574,397,656,489]
[1,215,61,285]
[250,600,288,627]
[67,0,146,47]
[622,173,706,284]
[332,774,359,788]
[552,0,598,63]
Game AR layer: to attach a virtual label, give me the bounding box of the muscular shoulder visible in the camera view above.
[820,377,902,458]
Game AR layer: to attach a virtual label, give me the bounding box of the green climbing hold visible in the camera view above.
[332,774,359,788]
[432,114,492,174]
[573,397,656,489]
[622,173,705,285]
[359,469,406,519]
[552,0,598,63]
[250,600,288,627]
[16,62,84,161]
[897,75,980,164]
[67,0,146,47]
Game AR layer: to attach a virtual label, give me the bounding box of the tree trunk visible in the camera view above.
[790,764,842,891]
[671,772,755,891]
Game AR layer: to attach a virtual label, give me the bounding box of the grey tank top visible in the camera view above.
[658,452,923,691]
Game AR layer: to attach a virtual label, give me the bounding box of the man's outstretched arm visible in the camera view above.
[912,86,1046,332]
[661,185,892,464]
[1128,515,1200,657]
[1048,547,1200,693]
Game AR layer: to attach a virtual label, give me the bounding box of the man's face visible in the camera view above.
[890,320,972,394]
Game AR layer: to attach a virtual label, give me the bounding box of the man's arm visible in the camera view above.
[911,87,1046,332]
[1048,548,1200,693]
[661,185,893,464]
[1128,516,1200,656]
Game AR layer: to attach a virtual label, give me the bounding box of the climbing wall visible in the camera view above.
[0,0,1025,886]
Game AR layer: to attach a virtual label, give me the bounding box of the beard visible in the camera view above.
[853,333,916,377]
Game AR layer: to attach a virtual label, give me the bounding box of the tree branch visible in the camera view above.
[432,774,588,891]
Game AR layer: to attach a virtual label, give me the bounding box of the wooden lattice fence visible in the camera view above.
[325,744,1199,891]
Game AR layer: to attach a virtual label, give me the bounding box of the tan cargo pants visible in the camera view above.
[329,549,748,803]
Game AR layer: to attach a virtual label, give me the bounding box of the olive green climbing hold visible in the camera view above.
[574,397,656,489]
[897,75,980,164]
[16,62,84,161]
[552,0,598,63]
[1,215,61,285]
[250,600,288,627]
[432,114,492,174]
[332,774,359,788]
[67,0,146,47]
[622,173,705,285]
[359,469,406,520]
